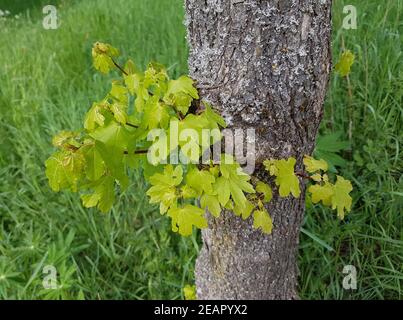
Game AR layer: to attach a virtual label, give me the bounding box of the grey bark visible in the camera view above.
[185,0,332,299]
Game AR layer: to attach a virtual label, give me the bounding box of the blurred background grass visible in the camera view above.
[0,0,401,299]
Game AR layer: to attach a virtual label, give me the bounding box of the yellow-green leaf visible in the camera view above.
[163,75,199,114]
[335,50,355,77]
[124,73,141,95]
[142,97,170,129]
[311,173,323,182]
[81,175,115,213]
[214,176,230,206]
[263,159,278,176]
[168,204,207,236]
[110,103,127,124]
[186,168,215,195]
[45,150,85,192]
[181,185,198,199]
[149,164,183,187]
[84,102,107,131]
[91,42,119,74]
[256,181,272,202]
[272,158,301,198]
[52,131,77,148]
[308,182,333,206]
[200,194,221,217]
[331,176,353,219]
[82,143,105,181]
[146,184,177,214]
[234,199,255,220]
[183,285,196,300]
[303,155,328,173]
[253,209,273,234]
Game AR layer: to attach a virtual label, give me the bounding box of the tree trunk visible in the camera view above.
[185,0,332,299]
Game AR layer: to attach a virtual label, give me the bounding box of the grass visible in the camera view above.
[0,0,401,299]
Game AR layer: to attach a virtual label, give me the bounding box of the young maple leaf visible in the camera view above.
[273,158,301,198]
[335,50,355,77]
[92,42,119,74]
[253,209,273,234]
[331,176,353,219]
[303,155,328,173]
[186,167,215,195]
[168,205,207,236]
[308,182,333,206]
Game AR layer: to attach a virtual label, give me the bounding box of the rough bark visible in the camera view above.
[185,0,332,299]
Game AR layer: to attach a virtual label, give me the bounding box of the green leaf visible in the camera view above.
[90,120,131,150]
[167,204,207,236]
[94,140,129,190]
[316,132,350,153]
[124,59,138,75]
[124,73,141,95]
[311,173,323,182]
[110,102,127,124]
[163,75,199,114]
[134,85,150,113]
[335,50,355,77]
[142,97,170,130]
[45,151,70,191]
[90,122,132,189]
[229,180,247,208]
[263,159,278,176]
[45,150,85,192]
[144,61,168,88]
[253,209,273,234]
[81,175,115,213]
[81,143,105,181]
[93,54,113,74]
[202,101,226,129]
[84,102,107,131]
[109,81,128,104]
[215,158,255,208]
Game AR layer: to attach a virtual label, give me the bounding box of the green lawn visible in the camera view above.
[0,0,401,299]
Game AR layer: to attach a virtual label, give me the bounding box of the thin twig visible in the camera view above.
[295,171,312,180]
[112,58,128,76]
[123,149,148,155]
